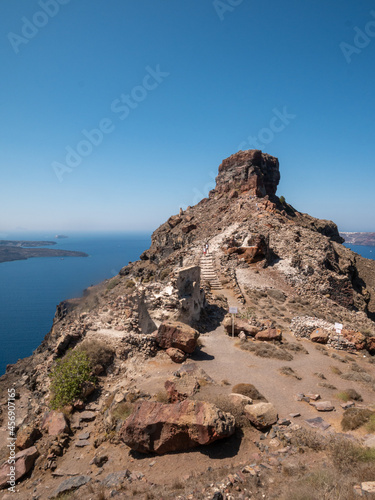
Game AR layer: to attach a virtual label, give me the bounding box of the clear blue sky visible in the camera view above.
[1,0,374,234]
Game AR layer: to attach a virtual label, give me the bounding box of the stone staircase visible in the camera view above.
[200,254,222,290]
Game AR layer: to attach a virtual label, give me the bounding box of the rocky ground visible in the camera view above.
[0,150,375,500]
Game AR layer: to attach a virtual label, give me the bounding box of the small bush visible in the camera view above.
[341,408,374,431]
[337,388,362,402]
[154,391,169,403]
[329,436,375,472]
[49,349,95,409]
[240,342,293,361]
[159,268,172,281]
[330,365,342,375]
[106,277,120,290]
[318,382,337,390]
[366,414,375,433]
[77,339,114,368]
[279,366,302,380]
[125,279,136,289]
[232,383,266,401]
[279,195,286,204]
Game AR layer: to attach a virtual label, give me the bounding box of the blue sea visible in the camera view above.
[0,232,151,375]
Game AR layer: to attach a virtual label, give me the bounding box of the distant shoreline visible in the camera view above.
[340,232,375,247]
[0,239,88,264]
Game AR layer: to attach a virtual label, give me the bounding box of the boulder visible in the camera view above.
[341,329,366,350]
[15,425,42,450]
[244,403,278,430]
[223,317,258,337]
[42,411,69,436]
[156,321,199,354]
[255,329,282,341]
[0,446,39,489]
[166,347,186,363]
[310,329,329,344]
[120,400,235,454]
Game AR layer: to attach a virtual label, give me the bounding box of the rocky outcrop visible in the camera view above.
[15,425,42,450]
[223,317,258,337]
[120,400,235,454]
[0,446,39,489]
[214,150,280,198]
[156,321,200,354]
[255,329,282,341]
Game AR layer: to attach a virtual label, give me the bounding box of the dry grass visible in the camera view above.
[240,341,293,361]
[319,382,337,390]
[154,390,169,403]
[330,365,342,375]
[282,341,309,355]
[76,339,115,368]
[336,388,362,402]
[341,408,374,431]
[366,414,375,433]
[279,366,302,380]
[232,383,266,401]
[111,402,133,422]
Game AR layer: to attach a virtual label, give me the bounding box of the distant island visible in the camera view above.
[340,232,375,246]
[55,234,68,239]
[0,240,88,264]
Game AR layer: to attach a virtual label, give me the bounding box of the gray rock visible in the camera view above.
[75,440,90,447]
[79,411,96,422]
[50,475,91,498]
[78,432,90,440]
[305,417,331,431]
[101,470,130,488]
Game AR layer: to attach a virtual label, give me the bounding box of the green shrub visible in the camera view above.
[341,408,374,431]
[125,279,136,289]
[279,195,286,204]
[106,277,120,290]
[49,349,95,409]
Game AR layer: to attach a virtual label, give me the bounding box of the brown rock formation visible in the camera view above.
[214,150,280,198]
[156,321,200,354]
[120,400,235,454]
[0,446,39,489]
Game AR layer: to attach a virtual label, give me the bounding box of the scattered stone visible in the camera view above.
[305,393,320,401]
[156,321,200,354]
[278,418,291,426]
[166,347,186,363]
[289,412,301,418]
[165,377,200,403]
[16,425,42,450]
[311,401,335,412]
[0,446,39,489]
[75,440,90,447]
[255,329,282,342]
[228,393,253,407]
[244,402,278,430]
[120,400,235,454]
[42,411,69,436]
[90,455,108,467]
[305,417,331,430]
[79,411,96,422]
[49,475,91,498]
[101,470,130,488]
[341,401,355,409]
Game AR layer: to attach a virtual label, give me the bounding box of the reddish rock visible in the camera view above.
[341,329,366,350]
[120,400,235,455]
[367,336,375,354]
[255,329,282,341]
[156,321,199,354]
[0,446,39,489]
[311,401,335,412]
[214,150,280,198]
[42,411,69,436]
[223,317,258,337]
[15,425,41,450]
[310,329,329,344]
[166,347,186,363]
